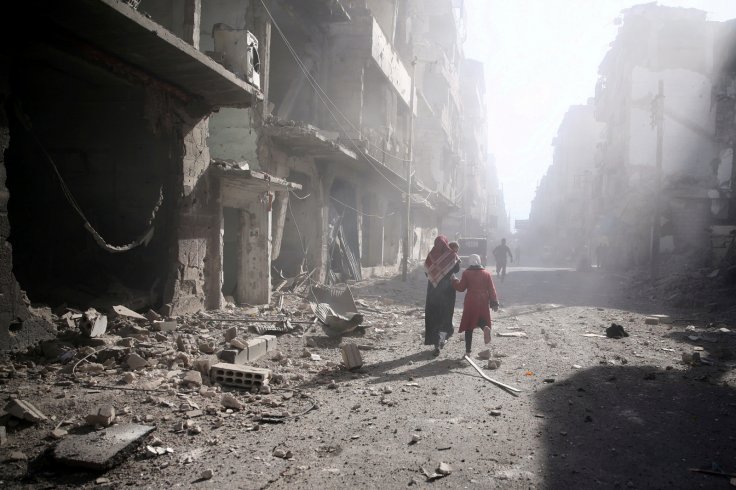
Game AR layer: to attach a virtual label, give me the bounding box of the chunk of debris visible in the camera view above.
[477,349,492,360]
[221,394,243,410]
[644,316,660,325]
[79,308,108,338]
[183,370,203,387]
[8,451,27,462]
[487,360,501,370]
[4,399,48,423]
[50,428,68,439]
[86,405,116,427]
[126,353,148,370]
[200,469,214,480]
[152,320,177,332]
[224,327,238,341]
[605,323,629,339]
[340,343,363,370]
[111,305,147,321]
[144,309,162,322]
[496,331,528,338]
[0,426,7,446]
[52,423,155,470]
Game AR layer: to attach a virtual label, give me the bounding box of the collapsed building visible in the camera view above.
[528,4,736,271]
[0,0,498,351]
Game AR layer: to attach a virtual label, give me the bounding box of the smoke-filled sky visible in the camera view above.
[464,0,736,228]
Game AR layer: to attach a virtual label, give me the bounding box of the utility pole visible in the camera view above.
[650,80,664,279]
[402,57,417,282]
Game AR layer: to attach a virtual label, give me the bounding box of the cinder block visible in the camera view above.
[210,363,271,389]
[245,335,278,361]
[340,343,363,370]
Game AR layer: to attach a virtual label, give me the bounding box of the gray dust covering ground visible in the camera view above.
[1,266,735,489]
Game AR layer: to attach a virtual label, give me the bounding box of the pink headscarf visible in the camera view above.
[424,235,459,287]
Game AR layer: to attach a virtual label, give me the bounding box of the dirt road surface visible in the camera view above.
[1,266,735,489]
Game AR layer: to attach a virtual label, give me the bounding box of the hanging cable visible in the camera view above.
[13,101,162,253]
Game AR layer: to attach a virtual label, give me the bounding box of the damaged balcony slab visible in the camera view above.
[263,120,358,162]
[52,423,155,470]
[25,0,260,108]
[211,160,303,192]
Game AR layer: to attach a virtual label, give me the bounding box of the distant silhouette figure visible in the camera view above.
[492,238,513,281]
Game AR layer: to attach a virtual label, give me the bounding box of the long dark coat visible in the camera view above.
[424,261,460,345]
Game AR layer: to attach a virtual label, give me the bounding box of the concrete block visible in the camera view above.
[245,335,277,361]
[52,423,155,470]
[211,363,271,389]
[644,316,660,325]
[127,353,148,370]
[80,308,108,337]
[340,343,363,370]
[218,349,248,364]
[153,320,178,331]
[5,399,48,423]
[650,314,671,324]
[86,405,116,427]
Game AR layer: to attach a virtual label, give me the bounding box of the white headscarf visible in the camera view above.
[468,254,482,267]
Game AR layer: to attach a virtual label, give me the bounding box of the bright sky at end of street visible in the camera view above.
[464,0,736,229]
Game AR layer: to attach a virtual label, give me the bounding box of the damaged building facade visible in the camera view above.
[528,4,736,270]
[0,0,494,350]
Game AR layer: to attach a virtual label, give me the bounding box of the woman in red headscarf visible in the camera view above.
[424,235,460,356]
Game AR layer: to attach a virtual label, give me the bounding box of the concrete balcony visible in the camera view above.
[26,0,261,108]
[329,13,412,107]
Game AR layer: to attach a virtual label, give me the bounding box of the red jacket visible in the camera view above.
[452,268,498,333]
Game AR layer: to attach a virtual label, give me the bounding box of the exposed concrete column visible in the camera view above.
[183,0,202,49]
[268,151,290,261]
[315,168,336,282]
[236,194,271,305]
[164,117,212,316]
[249,0,271,108]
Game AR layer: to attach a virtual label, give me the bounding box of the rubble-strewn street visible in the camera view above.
[1,266,735,489]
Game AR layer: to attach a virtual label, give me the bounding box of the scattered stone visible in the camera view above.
[224,327,238,341]
[260,385,272,395]
[126,353,148,370]
[221,394,243,410]
[4,399,48,423]
[153,320,177,332]
[685,325,697,332]
[96,477,111,485]
[122,372,136,384]
[80,308,108,338]
[644,317,660,325]
[183,370,203,387]
[310,353,322,361]
[230,338,247,350]
[572,364,582,369]
[53,424,155,470]
[198,342,216,354]
[50,428,68,439]
[606,323,629,339]
[200,469,214,480]
[273,448,293,459]
[410,434,421,445]
[437,462,452,475]
[650,314,671,324]
[486,359,501,370]
[0,426,7,446]
[477,349,492,360]
[490,410,501,416]
[86,405,116,427]
[77,362,105,374]
[496,331,528,338]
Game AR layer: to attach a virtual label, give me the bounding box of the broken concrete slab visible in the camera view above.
[79,308,108,338]
[218,348,247,365]
[111,305,147,321]
[224,326,238,341]
[52,423,155,470]
[644,316,660,325]
[4,399,48,423]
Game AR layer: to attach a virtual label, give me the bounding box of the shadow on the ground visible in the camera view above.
[535,364,736,489]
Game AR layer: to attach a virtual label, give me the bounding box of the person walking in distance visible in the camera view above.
[492,238,513,281]
[452,254,499,357]
[424,236,461,357]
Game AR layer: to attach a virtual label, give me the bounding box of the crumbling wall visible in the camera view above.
[164,118,220,315]
[0,87,29,330]
[209,108,260,167]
